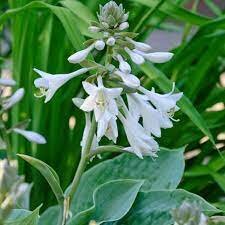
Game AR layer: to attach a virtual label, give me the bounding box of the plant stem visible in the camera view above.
[66,116,97,205]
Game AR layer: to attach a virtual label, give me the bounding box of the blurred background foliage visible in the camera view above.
[1,0,225,212]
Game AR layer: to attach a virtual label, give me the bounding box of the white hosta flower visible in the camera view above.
[2,88,24,110]
[95,40,105,51]
[139,84,183,127]
[0,78,16,87]
[34,68,89,103]
[68,44,95,64]
[126,38,151,52]
[80,76,122,141]
[118,111,159,159]
[116,54,131,74]
[124,47,145,65]
[127,93,164,137]
[119,22,129,30]
[134,49,173,63]
[80,113,98,151]
[88,26,101,33]
[115,70,140,88]
[106,37,116,46]
[13,128,46,144]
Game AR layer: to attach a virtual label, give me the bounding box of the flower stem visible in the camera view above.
[66,116,97,206]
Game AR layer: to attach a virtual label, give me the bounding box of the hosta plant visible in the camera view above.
[0,1,225,225]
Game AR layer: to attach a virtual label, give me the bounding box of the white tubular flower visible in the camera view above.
[126,38,151,52]
[106,37,116,46]
[80,76,122,142]
[34,68,89,103]
[134,49,173,63]
[118,109,159,159]
[127,93,163,137]
[88,26,101,33]
[13,128,46,144]
[139,84,183,127]
[68,44,95,64]
[115,70,140,88]
[119,22,129,30]
[80,113,98,151]
[2,88,25,110]
[124,47,145,65]
[0,78,16,87]
[116,54,131,74]
[95,40,105,51]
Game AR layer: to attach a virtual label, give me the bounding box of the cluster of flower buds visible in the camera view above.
[0,77,46,145]
[0,159,31,223]
[172,201,208,225]
[34,1,182,158]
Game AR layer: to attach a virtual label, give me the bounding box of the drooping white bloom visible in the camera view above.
[106,37,116,46]
[80,76,122,142]
[95,40,105,51]
[2,88,25,110]
[68,44,95,64]
[124,47,145,65]
[118,109,159,159]
[127,93,164,137]
[34,68,89,103]
[116,54,131,74]
[0,78,16,87]
[119,22,129,30]
[134,49,173,63]
[13,128,46,144]
[88,26,101,33]
[114,70,140,88]
[80,113,98,152]
[126,37,151,52]
[139,84,183,128]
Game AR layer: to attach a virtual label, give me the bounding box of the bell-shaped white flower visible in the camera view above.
[118,108,159,159]
[124,47,145,65]
[80,113,98,152]
[126,38,151,52]
[106,37,116,46]
[0,78,16,87]
[80,76,122,142]
[127,93,164,137]
[95,40,105,51]
[134,49,173,63]
[13,128,46,144]
[34,68,89,103]
[119,22,129,30]
[114,70,140,88]
[116,54,131,74]
[2,88,25,110]
[139,84,183,127]
[68,44,95,64]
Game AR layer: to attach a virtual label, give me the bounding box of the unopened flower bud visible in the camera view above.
[106,37,116,46]
[88,26,101,33]
[119,22,129,30]
[117,54,131,74]
[126,37,151,52]
[95,40,105,51]
[124,47,145,65]
[0,78,16,87]
[101,22,109,29]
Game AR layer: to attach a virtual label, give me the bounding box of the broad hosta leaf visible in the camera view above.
[71,148,185,214]
[5,206,40,225]
[38,206,59,225]
[68,180,143,225]
[18,154,64,204]
[106,190,220,225]
[141,62,215,145]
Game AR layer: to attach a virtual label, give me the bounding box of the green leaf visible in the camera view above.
[17,154,64,204]
[68,180,143,225]
[38,206,59,225]
[71,148,185,214]
[131,0,210,25]
[141,62,215,145]
[107,189,220,225]
[5,206,41,225]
